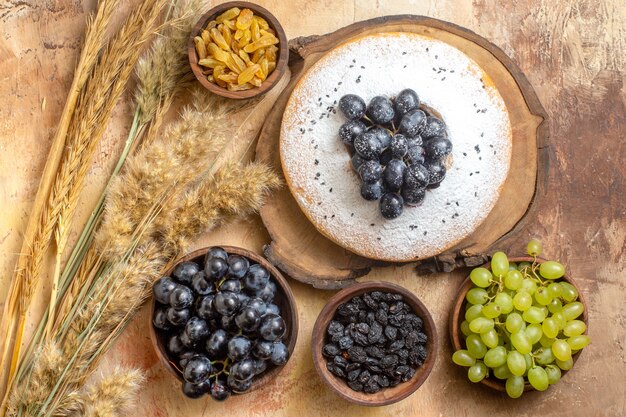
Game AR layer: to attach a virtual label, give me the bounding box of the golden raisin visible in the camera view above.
[210,28,230,50]
[194,36,207,59]
[216,7,240,23]
[236,8,254,30]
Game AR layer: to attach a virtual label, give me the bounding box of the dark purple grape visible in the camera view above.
[351,153,367,171]
[153,277,177,304]
[235,307,262,332]
[184,317,210,343]
[254,359,268,375]
[179,351,198,368]
[172,261,200,285]
[271,342,289,366]
[339,119,368,146]
[259,314,286,342]
[402,186,426,206]
[210,379,231,401]
[244,264,270,292]
[195,295,217,320]
[245,298,267,316]
[153,308,171,331]
[424,136,452,159]
[204,257,229,280]
[220,314,239,333]
[398,109,426,137]
[406,135,423,148]
[228,336,253,361]
[366,96,395,125]
[227,373,252,393]
[421,116,447,139]
[219,279,241,293]
[183,356,212,384]
[255,281,277,303]
[191,271,214,296]
[169,285,194,309]
[370,126,392,149]
[383,159,406,191]
[167,335,185,356]
[361,180,383,201]
[405,145,425,166]
[404,164,430,189]
[182,379,211,398]
[214,292,241,316]
[266,303,280,315]
[166,307,191,326]
[390,134,408,159]
[205,329,229,357]
[230,359,256,381]
[253,340,274,360]
[394,89,420,115]
[180,331,199,349]
[339,94,366,119]
[354,132,383,160]
[425,160,447,185]
[227,255,249,279]
[379,193,404,220]
[358,160,383,183]
[207,247,228,261]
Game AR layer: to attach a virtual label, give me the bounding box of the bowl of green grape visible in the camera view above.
[449,240,589,398]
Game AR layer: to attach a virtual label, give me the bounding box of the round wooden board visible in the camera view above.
[255,15,548,289]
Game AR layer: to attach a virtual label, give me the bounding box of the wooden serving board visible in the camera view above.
[255,15,548,289]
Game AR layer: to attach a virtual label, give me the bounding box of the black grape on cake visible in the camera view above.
[337,89,451,219]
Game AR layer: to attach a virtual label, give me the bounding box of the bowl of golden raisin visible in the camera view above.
[188,2,288,99]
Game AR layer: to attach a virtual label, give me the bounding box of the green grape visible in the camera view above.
[524,353,533,371]
[520,279,538,295]
[465,304,484,322]
[466,288,489,305]
[539,261,565,279]
[470,267,493,288]
[539,334,555,348]
[552,312,566,329]
[509,262,518,271]
[548,298,563,314]
[540,306,549,318]
[469,317,494,334]
[527,239,542,256]
[547,282,562,298]
[555,357,573,370]
[505,270,523,290]
[482,303,502,319]
[528,366,549,391]
[506,376,525,398]
[506,312,524,333]
[491,251,509,277]
[493,363,513,379]
[452,349,476,367]
[560,282,579,302]
[522,306,546,324]
[513,292,533,311]
[480,328,500,348]
[506,351,526,376]
[562,302,584,321]
[567,335,590,350]
[518,261,532,272]
[534,347,555,365]
[534,287,553,306]
[542,317,560,339]
[494,292,514,314]
[466,334,488,359]
[525,323,543,345]
[468,361,488,382]
[552,339,572,361]
[511,331,532,354]
[545,364,562,385]
[461,320,472,337]
[563,320,586,337]
[484,346,507,368]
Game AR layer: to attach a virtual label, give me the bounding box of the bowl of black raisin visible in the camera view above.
[150,246,298,400]
[311,282,437,406]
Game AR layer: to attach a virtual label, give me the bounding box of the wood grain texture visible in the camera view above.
[0,1,624,416]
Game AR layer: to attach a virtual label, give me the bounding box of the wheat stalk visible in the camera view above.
[80,367,144,417]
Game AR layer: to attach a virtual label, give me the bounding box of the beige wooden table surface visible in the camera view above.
[1,0,625,416]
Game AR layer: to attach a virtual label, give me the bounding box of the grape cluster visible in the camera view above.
[152,247,289,400]
[337,90,451,219]
[323,291,428,393]
[452,240,589,398]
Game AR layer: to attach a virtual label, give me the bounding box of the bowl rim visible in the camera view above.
[149,245,299,393]
[187,1,289,99]
[449,256,589,392]
[311,281,438,406]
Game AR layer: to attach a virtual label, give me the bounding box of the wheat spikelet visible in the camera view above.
[80,367,144,417]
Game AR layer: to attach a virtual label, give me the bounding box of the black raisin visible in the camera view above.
[401,367,416,382]
[353,332,369,346]
[327,362,346,378]
[370,291,384,301]
[363,379,381,393]
[327,320,344,336]
[323,343,340,358]
[347,380,364,391]
[405,331,419,349]
[375,309,388,326]
[388,339,405,352]
[356,322,370,334]
[347,346,367,363]
[378,375,390,387]
[365,346,384,359]
[384,325,398,341]
[380,354,399,369]
[347,368,362,382]
[358,370,371,384]
[362,293,378,309]
[368,322,383,344]
[338,335,354,350]
[417,332,428,344]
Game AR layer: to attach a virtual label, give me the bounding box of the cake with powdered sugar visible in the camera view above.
[279,32,512,262]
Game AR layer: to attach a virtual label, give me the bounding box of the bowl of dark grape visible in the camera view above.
[150,246,298,400]
[312,281,437,406]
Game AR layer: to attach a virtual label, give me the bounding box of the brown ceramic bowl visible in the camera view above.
[312,281,437,406]
[449,256,589,392]
[188,1,288,99]
[149,246,298,393]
